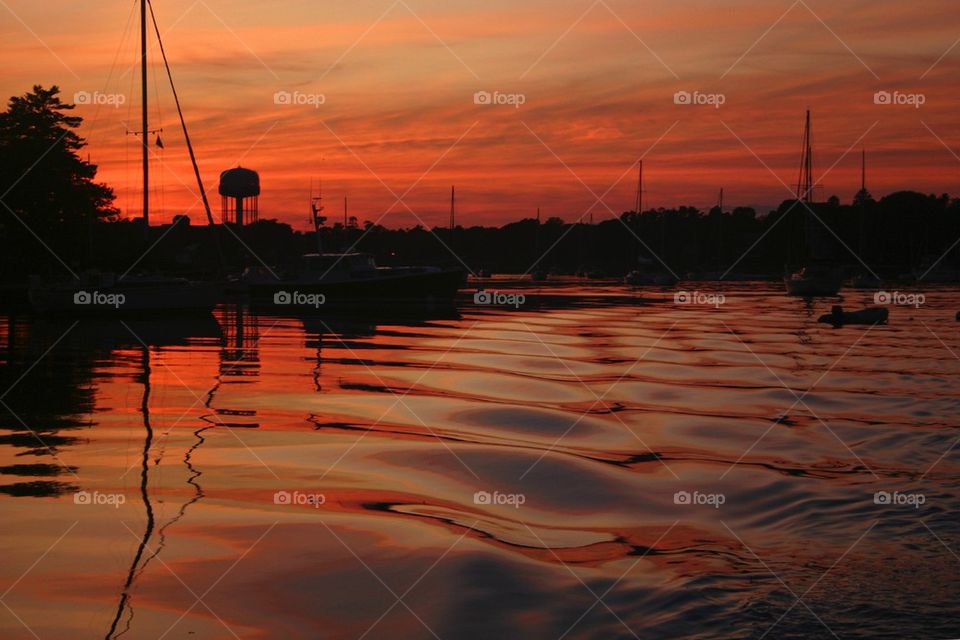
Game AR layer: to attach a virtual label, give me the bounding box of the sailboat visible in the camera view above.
[29,0,218,314]
[243,182,465,308]
[783,111,843,297]
[624,161,676,286]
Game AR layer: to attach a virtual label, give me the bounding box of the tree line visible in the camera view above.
[1,85,958,283]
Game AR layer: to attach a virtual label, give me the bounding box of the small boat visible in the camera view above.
[817,305,888,326]
[784,266,843,296]
[244,252,464,308]
[29,272,218,314]
[784,112,843,298]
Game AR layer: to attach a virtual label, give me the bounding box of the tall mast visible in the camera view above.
[311,179,325,254]
[449,185,455,230]
[635,160,643,213]
[797,110,813,204]
[141,0,149,227]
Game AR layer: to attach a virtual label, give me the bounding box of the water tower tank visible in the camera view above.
[219,166,260,225]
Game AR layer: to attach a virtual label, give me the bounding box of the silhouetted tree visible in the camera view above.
[0,85,117,276]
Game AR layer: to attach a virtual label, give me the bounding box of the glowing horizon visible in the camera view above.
[3,0,959,230]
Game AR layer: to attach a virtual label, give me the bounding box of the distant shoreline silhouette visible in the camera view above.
[1,86,958,284]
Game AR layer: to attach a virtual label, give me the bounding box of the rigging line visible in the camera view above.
[151,37,164,223]
[125,56,136,220]
[147,0,224,269]
[86,0,139,145]
[104,346,156,640]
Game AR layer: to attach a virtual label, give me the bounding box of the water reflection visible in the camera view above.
[0,290,958,639]
[104,344,154,640]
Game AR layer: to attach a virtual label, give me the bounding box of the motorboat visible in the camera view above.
[244,252,465,308]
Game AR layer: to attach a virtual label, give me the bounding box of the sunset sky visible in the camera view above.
[3,0,959,229]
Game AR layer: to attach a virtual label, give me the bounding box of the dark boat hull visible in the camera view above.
[246,268,465,310]
[29,282,219,315]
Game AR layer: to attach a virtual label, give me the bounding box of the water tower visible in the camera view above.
[218,166,260,225]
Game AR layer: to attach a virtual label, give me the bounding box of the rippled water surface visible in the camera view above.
[1,282,959,639]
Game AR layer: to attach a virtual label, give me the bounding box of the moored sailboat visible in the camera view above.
[29,0,218,314]
[784,110,842,297]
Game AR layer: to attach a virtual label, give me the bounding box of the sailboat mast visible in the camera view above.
[141,0,149,226]
[797,110,813,204]
[449,185,455,230]
[635,160,643,213]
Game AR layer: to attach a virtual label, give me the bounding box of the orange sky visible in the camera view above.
[3,0,960,229]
